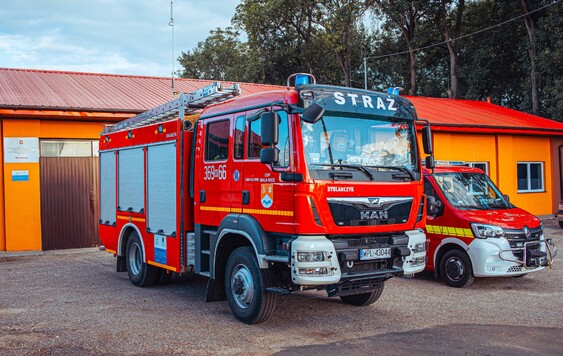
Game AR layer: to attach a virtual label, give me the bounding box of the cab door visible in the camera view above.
[195,116,232,226]
[242,110,295,234]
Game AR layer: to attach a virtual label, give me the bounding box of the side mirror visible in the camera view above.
[425,156,435,169]
[260,148,279,164]
[260,111,279,146]
[426,195,443,216]
[422,126,433,154]
[301,103,325,124]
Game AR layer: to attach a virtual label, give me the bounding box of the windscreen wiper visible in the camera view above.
[310,163,374,180]
[365,165,416,180]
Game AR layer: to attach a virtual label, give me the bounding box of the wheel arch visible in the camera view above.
[118,223,146,262]
[434,238,471,278]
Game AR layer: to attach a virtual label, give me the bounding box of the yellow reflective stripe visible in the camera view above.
[426,225,474,238]
[200,206,294,217]
[116,215,146,222]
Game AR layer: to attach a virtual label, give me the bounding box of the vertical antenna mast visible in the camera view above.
[169,1,175,98]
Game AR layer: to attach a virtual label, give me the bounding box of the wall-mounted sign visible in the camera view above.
[4,138,39,163]
[12,170,29,182]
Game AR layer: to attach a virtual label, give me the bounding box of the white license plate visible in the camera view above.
[359,247,392,260]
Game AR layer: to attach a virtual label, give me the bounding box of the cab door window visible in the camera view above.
[247,111,289,167]
[205,119,230,161]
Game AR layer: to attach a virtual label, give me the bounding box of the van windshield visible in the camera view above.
[301,113,418,181]
[434,172,511,210]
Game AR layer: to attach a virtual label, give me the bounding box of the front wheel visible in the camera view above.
[440,249,475,288]
[126,232,157,287]
[340,281,385,306]
[224,246,277,324]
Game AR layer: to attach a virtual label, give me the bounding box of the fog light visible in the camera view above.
[408,256,426,267]
[297,267,333,276]
[297,252,326,262]
[412,242,426,253]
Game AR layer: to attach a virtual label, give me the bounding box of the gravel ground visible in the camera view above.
[1,217,561,355]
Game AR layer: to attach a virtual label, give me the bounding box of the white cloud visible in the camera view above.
[0,0,241,76]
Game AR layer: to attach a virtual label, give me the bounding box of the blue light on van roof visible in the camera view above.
[295,74,310,86]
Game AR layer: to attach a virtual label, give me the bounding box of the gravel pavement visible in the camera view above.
[1,218,561,355]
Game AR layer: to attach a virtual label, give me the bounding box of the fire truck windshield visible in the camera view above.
[301,113,418,180]
[434,172,511,210]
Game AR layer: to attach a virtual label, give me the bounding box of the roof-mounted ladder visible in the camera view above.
[102,82,241,134]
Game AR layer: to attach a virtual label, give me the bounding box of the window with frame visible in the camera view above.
[205,120,230,161]
[517,162,544,192]
[247,110,290,167]
[463,161,489,175]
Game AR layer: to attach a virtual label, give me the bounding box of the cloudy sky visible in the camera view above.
[0,0,240,77]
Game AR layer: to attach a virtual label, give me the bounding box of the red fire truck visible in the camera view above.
[98,74,433,323]
[423,165,557,287]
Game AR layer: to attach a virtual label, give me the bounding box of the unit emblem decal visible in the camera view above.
[261,184,274,208]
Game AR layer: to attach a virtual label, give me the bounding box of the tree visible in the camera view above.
[520,0,540,115]
[178,27,252,82]
[372,0,428,95]
[439,0,465,98]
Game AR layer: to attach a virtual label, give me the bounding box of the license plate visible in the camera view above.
[359,247,392,260]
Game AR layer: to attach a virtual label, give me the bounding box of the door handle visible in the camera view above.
[242,191,250,205]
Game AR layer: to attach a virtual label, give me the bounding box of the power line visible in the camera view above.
[364,0,561,62]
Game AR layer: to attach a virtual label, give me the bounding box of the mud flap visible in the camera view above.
[205,278,226,302]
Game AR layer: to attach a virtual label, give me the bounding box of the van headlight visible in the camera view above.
[296,252,326,262]
[470,223,504,239]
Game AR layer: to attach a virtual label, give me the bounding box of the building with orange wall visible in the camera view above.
[1,67,562,252]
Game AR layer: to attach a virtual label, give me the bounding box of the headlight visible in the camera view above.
[411,242,426,253]
[296,252,326,262]
[297,267,333,276]
[470,223,504,239]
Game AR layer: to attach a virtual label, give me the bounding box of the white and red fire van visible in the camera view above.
[423,165,557,287]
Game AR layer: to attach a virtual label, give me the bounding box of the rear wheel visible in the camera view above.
[224,246,277,324]
[440,249,475,288]
[340,281,385,306]
[126,232,157,287]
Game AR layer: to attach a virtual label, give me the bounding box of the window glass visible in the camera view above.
[247,110,290,167]
[234,116,245,159]
[275,111,289,167]
[40,140,94,157]
[205,120,229,161]
[530,163,542,190]
[248,119,262,158]
[517,163,528,191]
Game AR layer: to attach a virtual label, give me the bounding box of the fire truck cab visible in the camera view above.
[423,165,557,287]
[99,75,432,323]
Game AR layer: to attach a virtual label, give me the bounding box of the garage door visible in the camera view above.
[40,140,100,250]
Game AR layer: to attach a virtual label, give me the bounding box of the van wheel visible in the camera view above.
[440,249,474,288]
[224,246,277,324]
[340,281,385,306]
[126,232,157,287]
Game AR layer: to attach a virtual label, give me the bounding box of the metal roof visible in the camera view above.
[1,67,562,135]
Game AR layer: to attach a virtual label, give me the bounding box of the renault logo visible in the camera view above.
[368,198,381,206]
[523,226,531,239]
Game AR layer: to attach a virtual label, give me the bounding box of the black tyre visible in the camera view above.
[559,220,563,229]
[340,281,385,306]
[126,232,157,287]
[440,249,475,288]
[224,246,277,324]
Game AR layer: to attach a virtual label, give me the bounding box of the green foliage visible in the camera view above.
[177,0,562,121]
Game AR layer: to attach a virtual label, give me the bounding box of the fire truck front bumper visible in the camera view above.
[469,236,557,277]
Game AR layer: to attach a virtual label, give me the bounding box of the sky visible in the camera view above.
[0,0,240,77]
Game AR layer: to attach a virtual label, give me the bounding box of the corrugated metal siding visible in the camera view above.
[40,157,100,250]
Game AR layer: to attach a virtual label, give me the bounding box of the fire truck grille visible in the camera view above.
[328,199,412,227]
